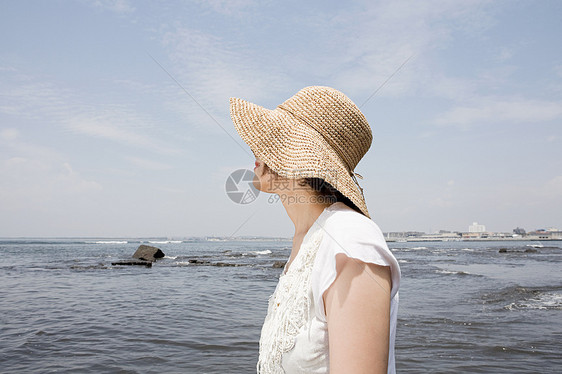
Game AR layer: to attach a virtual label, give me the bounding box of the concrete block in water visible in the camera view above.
[132,245,165,262]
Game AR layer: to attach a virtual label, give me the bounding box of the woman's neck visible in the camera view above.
[281,191,333,237]
[281,191,332,273]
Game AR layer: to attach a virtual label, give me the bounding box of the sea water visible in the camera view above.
[0,239,560,373]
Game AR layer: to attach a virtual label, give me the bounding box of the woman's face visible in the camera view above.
[253,156,277,193]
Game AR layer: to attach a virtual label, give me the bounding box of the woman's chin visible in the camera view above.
[252,176,263,192]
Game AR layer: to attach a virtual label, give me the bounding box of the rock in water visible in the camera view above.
[132,245,165,262]
[272,260,287,269]
[188,259,210,265]
[111,260,152,267]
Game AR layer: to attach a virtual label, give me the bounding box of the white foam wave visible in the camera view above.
[436,269,458,275]
[412,246,428,250]
[254,250,272,255]
[506,292,562,310]
[149,240,182,244]
[398,259,409,263]
[527,244,544,248]
[532,292,562,309]
[436,269,471,276]
[95,241,128,244]
[164,255,178,259]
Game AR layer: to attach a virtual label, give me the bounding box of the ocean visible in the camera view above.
[0,239,560,373]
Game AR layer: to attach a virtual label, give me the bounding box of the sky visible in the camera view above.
[1,0,561,238]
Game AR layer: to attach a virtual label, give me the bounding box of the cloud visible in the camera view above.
[0,128,19,140]
[384,174,562,232]
[195,0,257,16]
[0,137,102,207]
[62,110,181,155]
[156,0,497,113]
[89,0,135,14]
[470,176,562,221]
[158,26,292,143]
[543,175,562,199]
[0,79,71,120]
[433,98,562,128]
[555,65,562,78]
[125,156,173,170]
[496,47,514,62]
[323,0,496,97]
[0,153,103,236]
[163,27,289,103]
[0,72,181,154]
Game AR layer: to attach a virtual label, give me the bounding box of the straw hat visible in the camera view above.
[229,86,373,218]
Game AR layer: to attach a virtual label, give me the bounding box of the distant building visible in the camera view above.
[469,222,486,233]
[526,228,562,240]
[513,227,526,235]
[462,232,481,239]
[384,231,425,239]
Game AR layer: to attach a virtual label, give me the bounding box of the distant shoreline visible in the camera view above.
[1,236,561,243]
[385,237,562,243]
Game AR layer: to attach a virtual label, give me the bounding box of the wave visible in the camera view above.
[411,246,428,250]
[435,269,473,276]
[504,291,562,310]
[389,247,409,252]
[148,241,182,244]
[481,285,562,310]
[240,249,273,257]
[253,250,272,255]
[0,240,86,245]
[1,239,130,245]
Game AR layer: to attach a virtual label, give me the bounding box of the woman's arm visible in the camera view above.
[324,253,392,374]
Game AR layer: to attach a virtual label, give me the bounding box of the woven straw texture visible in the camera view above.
[229,86,372,218]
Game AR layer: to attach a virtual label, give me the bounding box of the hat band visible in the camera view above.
[277,104,365,198]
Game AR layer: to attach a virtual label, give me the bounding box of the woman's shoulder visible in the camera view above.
[312,202,401,300]
[318,202,392,265]
[321,202,386,243]
[310,203,401,322]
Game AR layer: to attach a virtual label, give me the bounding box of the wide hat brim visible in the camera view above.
[230,97,370,218]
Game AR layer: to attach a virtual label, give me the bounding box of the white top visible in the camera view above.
[257,202,401,374]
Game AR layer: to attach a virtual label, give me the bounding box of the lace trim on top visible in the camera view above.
[257,227,324,374]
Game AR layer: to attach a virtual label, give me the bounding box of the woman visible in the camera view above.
[230,86,400,374]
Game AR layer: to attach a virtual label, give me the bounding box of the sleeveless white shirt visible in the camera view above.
[257,202,401,374]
